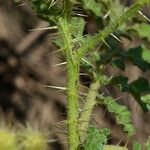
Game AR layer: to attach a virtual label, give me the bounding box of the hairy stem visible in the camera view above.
[76,0,149,63]
[58,17,80,150]
[79,80,100,142]
[66,61,80,150]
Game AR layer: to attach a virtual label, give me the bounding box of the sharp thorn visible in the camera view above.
[82,58,94,67]
[79,92,87,97]
[74,13,88,17]
[43,85,66,90]
[28,26,58,31]
[111,33,123,43]
[47,48,63,56]
[79,73,89,76]
[104,11,111,19]
[51,62,67,67]
[138,11,150,23]
[16,2,26,7]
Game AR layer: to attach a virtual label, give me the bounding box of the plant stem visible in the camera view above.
[58,17,80,150]
[79,80,100,142]
[66,60,80,150]
[76,0,149,63]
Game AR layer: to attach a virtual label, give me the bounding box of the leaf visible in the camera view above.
[84,126,109,150]
[141,95,150,111]
[111,76,150,112]
[14,0,21,2]
[141,45,150,63]
[97,95,135,136]
[112,59,125,70]
[71,17,85,38]
[111,76,129,92]
[124,46,150,72]
[133,141,141,150]
[52,37,64,48]
[29,0,63,22]
[127,77,150,112]
[129,77,150,94]
[83,0,102,16]
[109,0,125,18]
[132,23,150,42]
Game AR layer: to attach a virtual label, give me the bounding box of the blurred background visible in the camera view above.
[0,0,150,149]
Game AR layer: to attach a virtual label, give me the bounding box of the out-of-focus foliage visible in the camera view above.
[132,23,150,42]
[20,129,47,150]
[0,126,48,150]
[133,141,141,150]
[146,136,150,150]
[0,129,17,150]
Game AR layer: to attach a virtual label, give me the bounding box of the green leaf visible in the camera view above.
[129,77,150,94]
[109,0,125,18]
[133,141,141,150]
[112,76,150,112]
[132,23,150,42]
[14,0,21,2]
[141,45,150,63]
[111,76,129,92]
[84,127,109,150]
[52,37,64,48]
[124,46,150,72]
[29,0,63,22]
[128,77,150,112]
[71,17,85,38]
[141,95,150,111]
[83,0,102,16]
[128,78,150,112]
[112,59,125,70]
[97,95,135,136]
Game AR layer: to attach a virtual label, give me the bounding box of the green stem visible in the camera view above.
[76,0,149,63]
[79,80,100,142]
[66,60,80,150]
[58,17,80,150]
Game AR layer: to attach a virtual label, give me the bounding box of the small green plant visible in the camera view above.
[20,128,48,150]
[14,0,150,150]
[0,125,48,150]
[0,129,17,150]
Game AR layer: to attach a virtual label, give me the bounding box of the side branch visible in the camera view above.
[79,81,100,142]
[76,0,149,62]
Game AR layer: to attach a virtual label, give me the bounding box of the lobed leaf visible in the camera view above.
[97,95,135,136]
[132,23,150,42]
[84,126,109,150]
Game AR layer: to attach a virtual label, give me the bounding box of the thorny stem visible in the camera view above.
[75,0,150,63]
[58,0,149,149]
[58,17,80,150]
